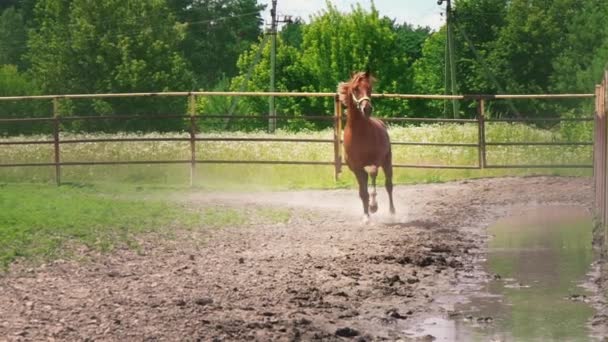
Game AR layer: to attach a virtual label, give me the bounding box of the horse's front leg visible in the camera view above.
[383,158,396,215]
[354,168,370,222]
[368,165,378,214]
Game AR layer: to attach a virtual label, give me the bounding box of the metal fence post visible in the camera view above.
[188,93,197,187]
[477,98,486,169]
[52,97,61,186]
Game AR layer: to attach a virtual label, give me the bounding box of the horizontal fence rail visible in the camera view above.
[0,91,596,185]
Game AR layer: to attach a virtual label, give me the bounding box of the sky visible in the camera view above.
[260,0,445,31]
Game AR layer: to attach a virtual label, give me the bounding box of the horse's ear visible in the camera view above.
[337,82,349,105]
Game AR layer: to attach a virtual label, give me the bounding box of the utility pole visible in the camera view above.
[438,0,459,118]
[268,0,292,133]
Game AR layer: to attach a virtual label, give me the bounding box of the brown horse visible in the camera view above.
[338,71,395,222]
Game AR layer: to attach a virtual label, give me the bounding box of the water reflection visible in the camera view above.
[459,206,594,341]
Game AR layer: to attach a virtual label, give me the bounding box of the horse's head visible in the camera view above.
[338,71,375,118]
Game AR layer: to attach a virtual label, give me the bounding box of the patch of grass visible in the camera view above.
[255,207,292,224]
[0,183,290,269]
[199,207,247,227]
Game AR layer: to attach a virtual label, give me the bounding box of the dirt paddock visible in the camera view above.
[0,176,604,341]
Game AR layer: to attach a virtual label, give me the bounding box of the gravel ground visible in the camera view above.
[1,176,604,341]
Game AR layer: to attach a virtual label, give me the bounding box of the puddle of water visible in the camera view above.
[408,206,597,341]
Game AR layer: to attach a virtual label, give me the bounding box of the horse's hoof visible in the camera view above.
[362,215,370,224]
[370,203,378,214]
[390,207,396,215]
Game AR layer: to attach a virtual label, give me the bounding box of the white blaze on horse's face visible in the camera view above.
[351,83,373,118]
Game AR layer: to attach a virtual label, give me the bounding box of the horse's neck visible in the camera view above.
[345,102,370,129]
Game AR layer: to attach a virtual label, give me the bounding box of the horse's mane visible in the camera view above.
[337,71,376,105]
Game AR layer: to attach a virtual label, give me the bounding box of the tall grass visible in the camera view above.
[0,122,592,189]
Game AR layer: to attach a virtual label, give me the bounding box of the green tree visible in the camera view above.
[394,23,431,69]
[488,0,578,95]
[300,3,405,95]
[168,0,265,88]
[483,0,590,117]
[280,18,304,49]
[551,0,608,93]
[230,1,428,128]
[0,7,27,69]
[412,28,447,117]
[27,0,195,131]
[228,34,319,130]
[0,65,45,135]
[452,0,508,94]
[0,0,20,11]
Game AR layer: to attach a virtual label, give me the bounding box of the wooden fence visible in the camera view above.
[0,91,596,187]
[594,72,608,246]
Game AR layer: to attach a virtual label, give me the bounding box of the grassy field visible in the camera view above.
[0,122,593,189]
[0,122,593,268]
[0,183,291,270]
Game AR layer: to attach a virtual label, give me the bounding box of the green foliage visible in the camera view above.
[412,29,447,117]
[28,0,195,94]
[26,0,195,131]
[0,6,27,69]
[280,18,304,49]
[196,76,256,131]
[413,0,510,118]
[298,3,415,117]
[482,0,582,117]
[452,0,508,93]
[550,0,608,117]
[0,0,606,134]
[168,0,264,88]
[228,2,430,129]
[0,65,46,135]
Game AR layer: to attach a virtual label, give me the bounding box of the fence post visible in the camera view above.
[603,71,608,244]
[594,85,600,219]
[52,97,61,186]
[188,93,197,187]
[597,75,608,234]
[477,98,486,169]
[333,94,343,181]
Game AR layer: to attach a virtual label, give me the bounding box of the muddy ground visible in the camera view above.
[0,176,605,341]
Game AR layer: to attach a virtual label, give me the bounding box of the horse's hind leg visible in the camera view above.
[354,168,370,221]
[368,165,379,214]
[383,157,396,215]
